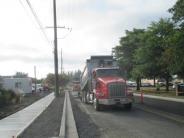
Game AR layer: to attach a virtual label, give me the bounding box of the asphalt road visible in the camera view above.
[71,92,184,138]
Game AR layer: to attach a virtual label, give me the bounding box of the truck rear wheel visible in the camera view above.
[82,92,87,104]
[84,96,87,104]
[93,98,102,111]
[124,103,132,110]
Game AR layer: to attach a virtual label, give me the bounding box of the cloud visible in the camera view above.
[0,54,52,64]
[1,43,39,52]
[0,0,177,78]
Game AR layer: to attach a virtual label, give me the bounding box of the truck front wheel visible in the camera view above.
[93,97,102,111]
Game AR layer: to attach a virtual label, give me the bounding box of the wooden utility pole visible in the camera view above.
[61,48,63,74]
[34,66,37,93]
[53,0,59,97]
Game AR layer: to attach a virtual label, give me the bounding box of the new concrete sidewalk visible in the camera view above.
[0,93,54,138]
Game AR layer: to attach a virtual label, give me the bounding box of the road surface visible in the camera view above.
[71,91,184,138]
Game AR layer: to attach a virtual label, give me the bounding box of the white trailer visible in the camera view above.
[2,77,32,94]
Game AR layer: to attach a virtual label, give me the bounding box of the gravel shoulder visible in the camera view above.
[0,91,51,119]
[70,92,101,138]
[19,93,65,138]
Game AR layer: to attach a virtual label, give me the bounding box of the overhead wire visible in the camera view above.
[56,0,72,40]
[69,0,73,27]
[18,0,38,29]
[19,0,51,45]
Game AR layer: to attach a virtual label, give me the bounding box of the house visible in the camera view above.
[1,77,32,94]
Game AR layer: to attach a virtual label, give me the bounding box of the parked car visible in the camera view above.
[32,84,43,92]
[172,82,182,89]
[32,85,35,92]
[127,81,137,87]
[141,83,152,87]
[36,84,43,91]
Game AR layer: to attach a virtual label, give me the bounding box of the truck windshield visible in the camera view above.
[96,69,120,77]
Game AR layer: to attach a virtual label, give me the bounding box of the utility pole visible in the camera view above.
[61,48,63,74]
[34,66,37,93]
[53,0,59,97]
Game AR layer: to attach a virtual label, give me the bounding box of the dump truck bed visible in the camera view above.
[80,56,117,91]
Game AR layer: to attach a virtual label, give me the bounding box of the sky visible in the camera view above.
[0,0,177,79]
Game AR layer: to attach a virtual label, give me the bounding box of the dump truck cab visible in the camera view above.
[80,55,133,111]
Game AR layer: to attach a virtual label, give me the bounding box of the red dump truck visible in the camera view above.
[80,55,133,111]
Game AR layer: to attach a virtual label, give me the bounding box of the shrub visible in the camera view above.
[0,88,21,107]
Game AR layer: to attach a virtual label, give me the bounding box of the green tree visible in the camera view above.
[134,18,174,91]
[169,0,184,79]
[44,73,70,88]
[169,0,184,27]
[113,29,145,90]
[44,73,55,87]
[167,28,184,79]
[59,73,70,87]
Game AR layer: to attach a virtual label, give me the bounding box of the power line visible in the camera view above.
[18,0,40,31]
[20,0,51,45]
[58,27,72,39]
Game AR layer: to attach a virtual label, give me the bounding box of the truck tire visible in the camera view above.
[82,94,85,103]
[84,95,87,104]
[124,103,132,110]
[79,93,82,101]
[82,92,87,104]
[93,97,102,111]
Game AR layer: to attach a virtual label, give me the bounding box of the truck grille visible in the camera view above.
[108,82,125,98]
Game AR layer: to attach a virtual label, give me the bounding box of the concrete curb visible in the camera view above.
[134,93,184,103]
[59,92,78,138]
[59,92,67,138]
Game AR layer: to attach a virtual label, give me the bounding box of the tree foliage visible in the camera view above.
[113,0,184,91]
[169,0,184,27]
[169,0,184,78]
[135,18,174,91]
[113,29,145,90]
[44,73,70,88]
[113,29,145,77]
